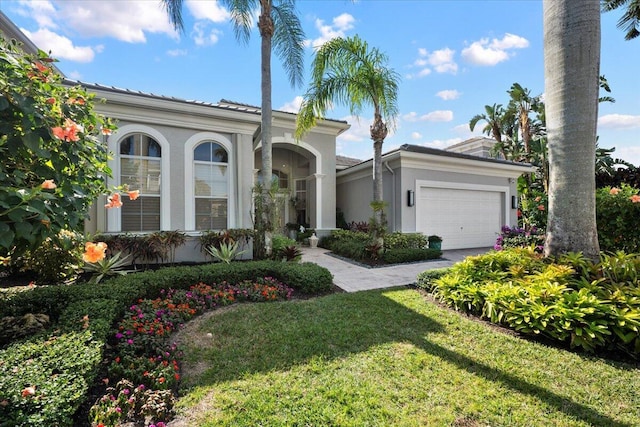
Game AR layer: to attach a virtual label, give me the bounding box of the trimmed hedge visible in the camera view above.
[0,261,333,426]
[382,248,442,264]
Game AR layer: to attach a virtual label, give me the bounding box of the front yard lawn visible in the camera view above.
[171,288,639,427]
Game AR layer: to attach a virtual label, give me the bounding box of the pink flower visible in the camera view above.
[630,195,640,203]
[610,187,620,195]
[537,205,545,211]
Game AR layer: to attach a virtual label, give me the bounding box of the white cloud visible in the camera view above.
[436,90,461,101]
[490,33,529,49]
[306,13,355,48]
[185,0,230,22]
[461,33,529,66]
[167,49,188,57]
[338,115,372,142]
[22,28,95,62]
[453,123,479,137]
[17,0,178,43]
[421,138,463,150]
[616,146,640,167]
[409,47,457,78]
[279,96,304,113]
[192,22,222,46]
[411,132,422,140]
[402,110,453,123]
[599,114,640,129]
[67,70,82,80]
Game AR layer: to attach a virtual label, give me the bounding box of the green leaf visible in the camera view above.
[0,227,15,249]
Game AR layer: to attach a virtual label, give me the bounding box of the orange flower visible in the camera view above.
[67,97,85,105]
[45,97,56,104]
[83,241,107,263]
[630,195,640,203]
[51,118,81,142]
[128,190,140,201]
[610,187,620,195]
[21,386,36,397]
[104,192,123,209]
[535,196,542,202]
[537,205,545,211]
[101,127,112,136]
[41,179,57,189]
[158,377,165,384]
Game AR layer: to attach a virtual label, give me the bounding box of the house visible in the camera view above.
[337,144,533,250]
[1,11,532,257]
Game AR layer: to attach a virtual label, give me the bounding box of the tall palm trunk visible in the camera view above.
[258,0,274,257]
[543,0,600,260]
[370,112,387,229]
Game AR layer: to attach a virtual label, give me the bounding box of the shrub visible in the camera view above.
[0,330,103,426]
[426,248,640,356]
[382,248,442,264]
[383,232,428,250]
[21,229,85,285]
[271,234,296,255]
[596,184,640,252]
[415,268,451,292]
[494,225,545,252]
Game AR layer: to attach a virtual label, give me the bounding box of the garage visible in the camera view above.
[416,186,504,250]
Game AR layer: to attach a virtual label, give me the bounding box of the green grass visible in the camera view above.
[173,288,639,427]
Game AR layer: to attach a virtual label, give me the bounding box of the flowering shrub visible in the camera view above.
[91,279,294,426]
[596,184,640,252]
[494,225,545,252]
[518,192,548,230]
[0,35,115,260]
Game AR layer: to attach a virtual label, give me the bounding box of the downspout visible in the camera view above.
[384,161,395,231]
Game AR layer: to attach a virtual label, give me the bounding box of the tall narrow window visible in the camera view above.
[119,134,161,231]
[194,142,228,230]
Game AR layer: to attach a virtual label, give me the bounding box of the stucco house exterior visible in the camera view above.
[2,11,533,257]
[337,145,533,250]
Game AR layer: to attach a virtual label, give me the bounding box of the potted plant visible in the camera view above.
[427,235,442,250]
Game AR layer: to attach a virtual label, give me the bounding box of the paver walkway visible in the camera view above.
[300,247,491,292]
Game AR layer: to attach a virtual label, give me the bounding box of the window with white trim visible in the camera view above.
[194,141,228,230]
[119,134,161,231]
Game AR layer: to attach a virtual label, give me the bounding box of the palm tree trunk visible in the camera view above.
[543,0,600,260]
[258,1,274,258]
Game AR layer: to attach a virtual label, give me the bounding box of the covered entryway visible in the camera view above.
[416,185,504,250]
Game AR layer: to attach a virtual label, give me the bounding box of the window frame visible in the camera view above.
[106,125,171,232]
[184,132,235,231]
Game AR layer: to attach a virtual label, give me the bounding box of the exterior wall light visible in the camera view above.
[408,189,415,207]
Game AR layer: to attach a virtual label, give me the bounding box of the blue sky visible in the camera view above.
[2,0,639,164]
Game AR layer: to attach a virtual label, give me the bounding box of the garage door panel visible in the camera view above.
[417,187,502,250]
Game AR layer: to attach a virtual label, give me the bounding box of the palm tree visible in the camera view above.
[162,0,305,258]
[295,35,400,230]
[469,103,508,158]
[602,0,640,40]
[543,0,601,259]
[507,83,541,158]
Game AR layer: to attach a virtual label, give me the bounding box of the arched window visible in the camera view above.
[119,134,161,231]
[194,141,228,230]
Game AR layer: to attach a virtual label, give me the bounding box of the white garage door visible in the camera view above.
[417,187,503,250]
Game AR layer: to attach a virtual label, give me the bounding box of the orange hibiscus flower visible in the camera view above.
[128,190,140,201]
[41,179,56,189]
[83,242,107,263]
[51,118,81,142]
[630,195,640,203]
[609,187,620,195]
[104,192,123,209]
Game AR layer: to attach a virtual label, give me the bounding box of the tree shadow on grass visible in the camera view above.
[178,288,632,427]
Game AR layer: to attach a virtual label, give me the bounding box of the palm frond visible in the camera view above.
[161,0,185,31]
[271,0,305,88]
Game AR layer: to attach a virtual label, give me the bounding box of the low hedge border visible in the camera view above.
[0,261,333,427]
